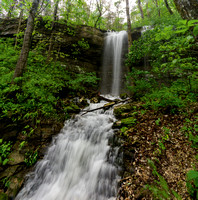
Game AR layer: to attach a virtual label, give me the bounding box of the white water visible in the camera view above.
[100,31,128,96]
[16,101,120,200]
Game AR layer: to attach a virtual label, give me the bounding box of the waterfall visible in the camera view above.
[100,31,128,96]
[15,101,120,200]
[15,31,127,200]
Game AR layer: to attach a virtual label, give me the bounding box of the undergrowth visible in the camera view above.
[0,38,99,123]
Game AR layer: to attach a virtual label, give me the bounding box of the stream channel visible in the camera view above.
[16,31,128,200]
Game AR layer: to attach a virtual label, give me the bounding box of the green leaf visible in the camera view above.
[193,25,198,36]
[175,28,189,34]
[188,20,198,26]
[3,158,9,165]
[187,170,198,181]
[171,189,182,200]
[178,20,187,25]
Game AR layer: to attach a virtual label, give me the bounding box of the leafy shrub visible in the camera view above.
[121,117,137,127]
[143,87,185,113]
[24,150,38,167]
[126,69,156,99]
[0,38,99,122]
[126,20,198,107]
[186,170,198,199]
[0,139,12,166]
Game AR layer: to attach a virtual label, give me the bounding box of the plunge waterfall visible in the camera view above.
[16,31,128,200]
[100,31,128,96]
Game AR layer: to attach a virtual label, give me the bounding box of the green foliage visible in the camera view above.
[19,141,27,150]
[143,86,185,113]
[0,38,98,122]
[146,159,182,200]
[0,192,8,200]
[120,126,129,136]
[24,150,38,167]
[126,18,198,112]
[155,118,161,126]
[131,0,181,29]
[78,38,90,50]
[1,177,10,189]
[186,170,198,199]
[121,117,137,127]
[126,69,156,99]
[0,139,12,166]
[181,118,198,148]
[68,72,98,93]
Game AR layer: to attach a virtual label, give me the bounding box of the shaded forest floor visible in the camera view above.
[115,102,198,200]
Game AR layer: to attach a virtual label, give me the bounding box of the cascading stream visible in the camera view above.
[16,101,120,200]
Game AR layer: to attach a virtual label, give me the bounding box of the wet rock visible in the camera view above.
[90,97,99,103]
[113,120,122,128]
[0,122,21,141]
[0,193,8,200]
[8,151,24,165]
[0,166,19,180]
[6,176,24,198]
[64,104,80,114]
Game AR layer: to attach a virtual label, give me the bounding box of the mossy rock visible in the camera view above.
[6,176,24,198]
[114,104,137,119]
[0,193,8,200]
[112,120,122,128]
[121,117,137,127]
[64,104,80,113]
[120,93,129,99]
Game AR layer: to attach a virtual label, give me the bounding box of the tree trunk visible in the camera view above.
[146,2,150,18]
[15,0,24,47]
[138,0,144,19]
[47,0,60,60]
[173,0,198,20]
[164,0,173,15]
[94,0,102,28]
[125,0,132,50]
[12,0,40,82]
[65,0,72,23]
[154,0,160,17]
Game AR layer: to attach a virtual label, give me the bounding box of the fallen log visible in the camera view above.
[81,98,131,116]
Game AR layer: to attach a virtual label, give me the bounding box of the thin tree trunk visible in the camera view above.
[154,0,160,17]
[164,0,173,15]
[87,0,93,22]
[94,0,102,28]
[146,2,150,17]
[94,12,102,28]
[47,0,60,60]
[138,0,144,19]
[125,0,132,50]
[12,0,40,82]
[15,1,24,48]
[66,0,72,23]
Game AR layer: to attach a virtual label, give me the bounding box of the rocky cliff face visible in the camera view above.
[0,18,105,73]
